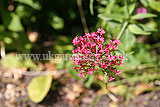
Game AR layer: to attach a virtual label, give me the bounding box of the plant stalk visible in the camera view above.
[77,0,89,33]
[117,0,129,40]
[117,21,128,40]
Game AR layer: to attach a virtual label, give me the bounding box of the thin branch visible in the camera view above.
[77,0,89,33]
[125,0,129,19]
[117,0,129,40]
[117,21,128,40]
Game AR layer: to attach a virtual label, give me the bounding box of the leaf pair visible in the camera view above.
[128,24,157,35]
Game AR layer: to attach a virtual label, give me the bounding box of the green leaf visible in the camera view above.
[16,5,26,18]
[140,0,148,7]
[145,20,158,29]
[1,54,21,68]
[50,15,64,30]
[124,0,129,19]
[137,24,157,32]
[4,37,12,44]
[0,32,32,53]
[8,13,24,32]
[105,21,121,35]
[90,0,94,15]
[148,0,160,12]
[14,0,41,10]
[27,75,52,103]
[128,24,151,35]
[98,14,124,23]
[128,3,136,15]
[105,0,116,14]
[23,60,37,69]
[1,53,37,69]
[121,29,136,50]
[131,13,157,20]
[85,75,94,88]
[55,45,73,53]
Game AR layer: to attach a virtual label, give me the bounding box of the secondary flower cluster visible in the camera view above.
[136,8,147,20]
[70,28,124,81]
[136,8,147,14]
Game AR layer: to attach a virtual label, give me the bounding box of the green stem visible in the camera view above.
[117,21,128,40]
[125,0,129,19]
[117,0,129,40]
[77,0,89,33]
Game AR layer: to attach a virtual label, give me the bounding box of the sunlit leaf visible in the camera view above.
[105,21,121,35]
[1,54,21,68]
[23,60,37,69]
[105,0,116,14]
[140,0,148,7]
[128,24,151,35]
[16,5,26,18]
[4,37,12,44]
[145,20,158,29]
[8,13,24,32]
[50,15,64,30]
[137,24,157,32]
[98,14,124,23]
[128,2,136,15]
[131,13,157,20]
[121,29,136,50]
[90,0,94,15]
[27,75,52,103]
[14,0,41,10]
[148,0,160,12]
[1,54,37,69]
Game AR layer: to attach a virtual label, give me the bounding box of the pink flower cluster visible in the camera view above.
[136,8,147,20]
[136,8,147,14]
[70,28,124,81]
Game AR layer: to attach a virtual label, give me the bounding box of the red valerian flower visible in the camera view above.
[70,28,124,81]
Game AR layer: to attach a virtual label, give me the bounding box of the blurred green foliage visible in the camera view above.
[1,54,37,68]
[0,0,160,103]
[0,0,97,53]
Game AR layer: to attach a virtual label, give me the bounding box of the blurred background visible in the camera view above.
[0,0,160,106]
